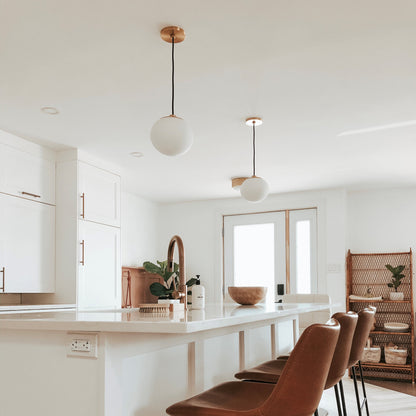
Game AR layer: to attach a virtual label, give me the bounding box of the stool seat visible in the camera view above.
[166,381,274,415]
[234,359,285,383]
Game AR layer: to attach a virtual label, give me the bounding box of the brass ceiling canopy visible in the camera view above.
[231,177,248,190]
[245,117,263,127]
[160,26,186,43]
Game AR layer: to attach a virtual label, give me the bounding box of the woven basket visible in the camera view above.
[385,346,407,365]
[362,346,381,363]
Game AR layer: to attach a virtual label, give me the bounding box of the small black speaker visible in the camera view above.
[277,284,285,296]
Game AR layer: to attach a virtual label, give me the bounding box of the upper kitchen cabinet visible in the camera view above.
[78,162,121,227]
[0,143,55,206]
[0,193,55,293]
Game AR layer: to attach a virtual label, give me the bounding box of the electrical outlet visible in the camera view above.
[71,339,91,352]
[66,332,98,358]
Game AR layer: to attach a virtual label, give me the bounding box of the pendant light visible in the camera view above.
[151,26,193,156]
[240,117,269,202]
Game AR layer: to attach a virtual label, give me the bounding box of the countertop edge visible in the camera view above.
[0,303,334,334]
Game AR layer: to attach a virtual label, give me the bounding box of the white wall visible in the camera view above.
[121,192,159,267]
[347,187,416,306]
[157,188,347,309]
[347,187,416,253]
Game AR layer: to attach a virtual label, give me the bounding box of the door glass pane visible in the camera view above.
[233,223,274,303]
[295,220,311,293]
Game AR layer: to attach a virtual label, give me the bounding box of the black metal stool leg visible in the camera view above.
[352,366,363,416]
[339,379,347,416]
[334,384,343,416]
[314,409,319,416]
[358,361,370,416]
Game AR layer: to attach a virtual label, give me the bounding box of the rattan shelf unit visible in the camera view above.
[346,250,415,383]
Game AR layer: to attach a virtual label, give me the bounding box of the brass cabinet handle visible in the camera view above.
[80,240,85,265]
[22,191,41,198]
[0,267,4,292]
[80,193,85,218]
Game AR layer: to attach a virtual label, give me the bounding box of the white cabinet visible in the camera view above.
[78,162,120,227]
[42,153,122,308]
[0,143,55,205]
[78,221,120,308]
[0,193,55,293]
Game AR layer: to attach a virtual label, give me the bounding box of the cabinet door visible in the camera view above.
[0,143,55,205]
[78,221,121,308]
[78,162,120,227]
[0,194,55,293]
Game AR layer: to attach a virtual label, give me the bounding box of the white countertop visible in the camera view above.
[0,303,76,311]
[0,302,331,334]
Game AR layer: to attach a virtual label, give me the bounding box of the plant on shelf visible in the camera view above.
[385,264,405,301]
[143,260,197,300]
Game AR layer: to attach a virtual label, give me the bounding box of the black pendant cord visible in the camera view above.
[252,123,256,176]
[171,35,175,116]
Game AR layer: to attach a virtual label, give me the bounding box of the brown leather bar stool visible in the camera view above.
[234,312,358,416]
[166,320,340,416]
[341,307,375,416]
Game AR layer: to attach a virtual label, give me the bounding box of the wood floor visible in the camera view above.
[319,377,416,415]
[367,379,416,397]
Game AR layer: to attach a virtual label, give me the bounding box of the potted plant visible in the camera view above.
[385,264,405,300]
[143,260,197,302]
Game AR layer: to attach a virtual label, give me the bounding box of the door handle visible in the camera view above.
[80,240,85,265]
[80,193,85,218]
[22,191,41,198]
[0,267,4,292]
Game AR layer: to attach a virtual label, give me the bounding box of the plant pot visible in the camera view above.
[389,292,404,301]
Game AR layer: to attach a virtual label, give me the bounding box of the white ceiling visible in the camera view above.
[1,0,416,202]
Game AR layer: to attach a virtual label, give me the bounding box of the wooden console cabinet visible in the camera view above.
[122,267,163,307]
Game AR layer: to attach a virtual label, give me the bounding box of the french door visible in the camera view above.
[289,209,317,294]
[224,208,317,302]
[224,212,285,303]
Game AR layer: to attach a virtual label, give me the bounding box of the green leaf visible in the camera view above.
[186,278,197,287]
[385,264,394,273]
[396,265,405,274]
[387,283,394,288]
[162,271,174,283]
[149,282,168,297]
[143,261,162,275]
[157,260,168,271]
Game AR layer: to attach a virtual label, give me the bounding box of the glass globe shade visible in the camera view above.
[151,115,193,156]
[240,176,269,202]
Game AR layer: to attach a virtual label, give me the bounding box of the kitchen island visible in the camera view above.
[0,302,331,416]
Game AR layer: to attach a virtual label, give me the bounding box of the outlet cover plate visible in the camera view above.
[66,332,98,359]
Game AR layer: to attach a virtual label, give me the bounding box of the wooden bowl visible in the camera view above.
[228,286,267,305]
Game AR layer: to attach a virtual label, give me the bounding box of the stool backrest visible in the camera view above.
[261,319,340,416]
[326,312,358,388]
[348,308,376,368]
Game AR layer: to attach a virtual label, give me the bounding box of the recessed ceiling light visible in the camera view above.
[130,152,144,158]
[41,107,59,115]
[338,120,416,137]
